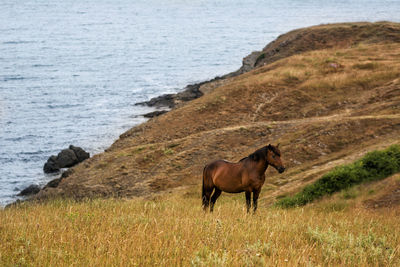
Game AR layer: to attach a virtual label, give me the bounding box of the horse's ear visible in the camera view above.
[277,143,280,148]
[267,144,272,149]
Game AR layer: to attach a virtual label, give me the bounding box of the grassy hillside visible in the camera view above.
[31,22,400,204]
[252,21,400,69]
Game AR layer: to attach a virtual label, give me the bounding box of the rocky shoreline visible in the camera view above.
[136,47,263,113]
[10,146,89,206]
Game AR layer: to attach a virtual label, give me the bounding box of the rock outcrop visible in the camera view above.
[43,145,90,173]
[17,184,40,196]
[136,78,221,109]
[143,110,168,118]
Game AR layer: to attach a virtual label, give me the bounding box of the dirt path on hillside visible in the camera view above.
[125,113,400,151]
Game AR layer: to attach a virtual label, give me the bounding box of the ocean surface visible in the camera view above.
[1,0,400,206]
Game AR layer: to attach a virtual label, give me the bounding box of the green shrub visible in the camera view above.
[276,145,400,208]
[383,145,400,168]
[361,150,398,179]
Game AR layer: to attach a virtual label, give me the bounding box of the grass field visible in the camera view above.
[1,181,400,266]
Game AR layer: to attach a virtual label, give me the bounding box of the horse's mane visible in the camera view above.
[239,145,280,162]
[239,146,267,162]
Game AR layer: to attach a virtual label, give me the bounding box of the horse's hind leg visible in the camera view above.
[245,191,251,213]
[210,188,222,212]
[202,187,213,211]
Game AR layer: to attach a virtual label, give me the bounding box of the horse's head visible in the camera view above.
[266,144,285,173]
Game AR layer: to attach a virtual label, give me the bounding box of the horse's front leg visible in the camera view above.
[253,189,260,213]
[245,191,251,213]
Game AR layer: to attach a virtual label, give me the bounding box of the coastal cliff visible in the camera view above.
[32,22,400,204]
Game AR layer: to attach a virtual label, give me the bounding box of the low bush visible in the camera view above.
[276,144,400,208]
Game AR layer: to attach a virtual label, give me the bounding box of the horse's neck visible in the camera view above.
[256,161,268,174]
[262,162,269,173]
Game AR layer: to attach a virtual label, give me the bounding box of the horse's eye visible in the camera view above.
[272,155,276,159]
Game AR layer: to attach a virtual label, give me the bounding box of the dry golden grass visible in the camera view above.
[253,22,400,68]
[2,182,400,266]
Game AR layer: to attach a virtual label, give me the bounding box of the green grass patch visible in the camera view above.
[276,144,400,208]
[163,148,174,155]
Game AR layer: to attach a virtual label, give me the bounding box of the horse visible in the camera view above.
[202,144,285,213]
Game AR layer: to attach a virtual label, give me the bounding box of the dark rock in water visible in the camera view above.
[137,94,175,108]
[135,80,207,109]
[143,110,168,118]
[17,184,40,196]
[57,149,78,168]
[43,145,90,173]
[69,145,90,162]
[43,155,60,173]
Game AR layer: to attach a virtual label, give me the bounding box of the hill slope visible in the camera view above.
[33,22,400,204]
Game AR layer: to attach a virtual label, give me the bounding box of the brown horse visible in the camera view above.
[202,144,285,213]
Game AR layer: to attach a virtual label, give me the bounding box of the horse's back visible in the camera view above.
[204,159,239,175]
[205,159,231,169]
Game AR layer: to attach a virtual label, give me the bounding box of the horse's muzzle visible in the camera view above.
[278,167,285,173]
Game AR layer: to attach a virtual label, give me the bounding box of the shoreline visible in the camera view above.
[136,46,263,113]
